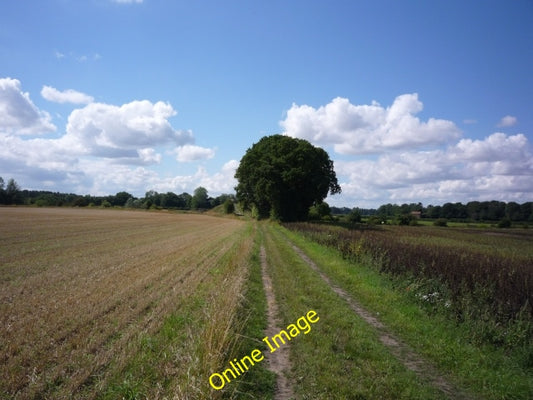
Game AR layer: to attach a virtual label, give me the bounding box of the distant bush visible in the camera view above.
[367,215,386,225]
[498,218,512,228]
[396,214,418,226]
[223,199,235,214]
[433,218,448,227]
[348,209,362,224]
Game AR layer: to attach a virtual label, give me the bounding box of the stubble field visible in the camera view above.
[0,207,253,399]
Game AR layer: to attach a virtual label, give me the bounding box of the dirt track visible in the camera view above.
[288,240,472,400]
[260,246,295,400]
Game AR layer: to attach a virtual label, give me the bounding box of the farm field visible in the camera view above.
[2,208,532,399]
[0,207,253,399]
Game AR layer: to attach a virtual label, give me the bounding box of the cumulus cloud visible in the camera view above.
[497,115,517,127]
[330,132,533,207]
[0,77,237,199]
[41,85,94,104]
[280,94,532,207]
[145,160,238,195]
[281,94,461,154]
[58,100,194,159]
[197,160,239,193]
[0,78,56,135]
[175,144,216,162]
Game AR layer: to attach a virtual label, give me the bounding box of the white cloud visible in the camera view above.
[497,115,517,127]
[41,85,94,105]
[0,77,234,199]
[2,78,531,207]
[0,78,56,135]
[281,94,461,154]
[137,148,162,164]
[280,94,532,207]
[197,160,239,194]
[330,132,533,207]
[451,132,528,163]
[134,160,238,196]
[175,144,216,162]
[59,100,194,160]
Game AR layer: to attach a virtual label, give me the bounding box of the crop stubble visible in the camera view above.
[0,207,248,399]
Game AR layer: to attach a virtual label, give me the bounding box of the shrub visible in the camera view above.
[348,209,362,224]
[223,199,235,214]
[498,218,512,228]
[434,218,448,227]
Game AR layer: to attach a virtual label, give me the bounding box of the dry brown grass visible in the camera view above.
[0,207,252,399]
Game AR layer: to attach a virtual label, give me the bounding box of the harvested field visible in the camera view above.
[0,207,251,399]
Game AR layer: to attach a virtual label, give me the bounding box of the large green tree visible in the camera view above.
[235,135,341,221]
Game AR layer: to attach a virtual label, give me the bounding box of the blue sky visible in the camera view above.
[1,0,532,207]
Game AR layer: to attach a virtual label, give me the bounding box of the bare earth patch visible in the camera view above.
[260,246,295,400]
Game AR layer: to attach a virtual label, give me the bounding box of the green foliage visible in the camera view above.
[308,201,332,220]
[367,215,386,225]
[72,196,88,207]
[498,217,512,228]
[348,209,362,224]
[1,178,22,205]
[191,186,209,209]
[222,198,235,214]
[433,218,448,227]
[112,191,133,206]
[396,214,412,225]
[235,135,341,221]
[0,177,4,204]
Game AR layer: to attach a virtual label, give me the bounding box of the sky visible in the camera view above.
[1,0,532,208]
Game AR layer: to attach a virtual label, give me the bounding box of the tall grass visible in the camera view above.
[284,223,533,348]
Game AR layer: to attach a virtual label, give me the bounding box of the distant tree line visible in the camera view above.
[332,201,533,223]
[0,177,235,211]
[0,177,22,205]
[1,176,531,222]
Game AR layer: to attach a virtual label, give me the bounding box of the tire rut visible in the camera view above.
[260,246,295,400]
[290,242,473,400]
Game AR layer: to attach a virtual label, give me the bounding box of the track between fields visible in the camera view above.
[260,246,295,400]
[287,240,472,400]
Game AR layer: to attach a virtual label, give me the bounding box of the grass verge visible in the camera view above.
[225,224,277,399]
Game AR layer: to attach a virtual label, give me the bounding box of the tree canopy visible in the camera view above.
[234,135,341,221]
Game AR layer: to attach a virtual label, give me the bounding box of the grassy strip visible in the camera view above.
[262,223,447,399]
[99,222,256,399]
[225,224,277,399]
[276,224,533,399]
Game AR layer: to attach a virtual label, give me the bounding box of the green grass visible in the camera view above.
[276,224,533,399]
[227,225,277,399]
[261,223,448,399]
